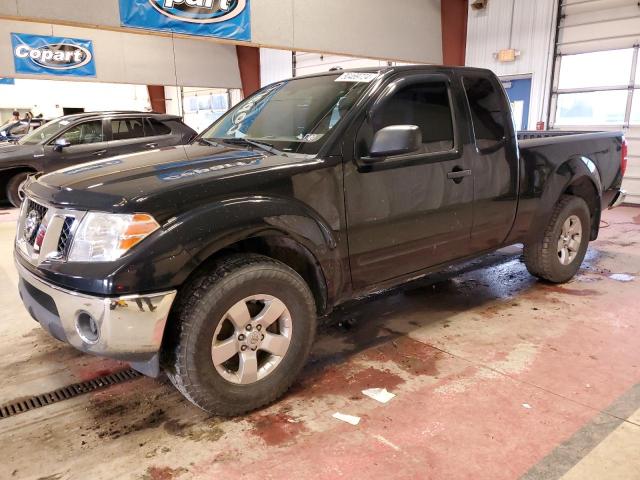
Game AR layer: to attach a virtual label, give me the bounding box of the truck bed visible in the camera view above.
[507,129,625,245]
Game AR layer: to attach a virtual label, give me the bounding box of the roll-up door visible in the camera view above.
[550,0,640,203]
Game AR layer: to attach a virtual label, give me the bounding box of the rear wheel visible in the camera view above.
[523,195,591,283]
[166,254,316,416]
[6,172,30,208]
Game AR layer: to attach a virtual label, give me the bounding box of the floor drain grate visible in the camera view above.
[0,368,142,420]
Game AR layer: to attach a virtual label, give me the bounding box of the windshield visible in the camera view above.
[201,73,376,155]
[19,117,72,146]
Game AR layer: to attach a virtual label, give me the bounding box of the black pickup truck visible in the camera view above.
[15,66,627,415]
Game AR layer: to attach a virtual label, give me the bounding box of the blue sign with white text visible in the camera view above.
[0,77,15,85]
[11,33,96,77]
[119,0,251,41]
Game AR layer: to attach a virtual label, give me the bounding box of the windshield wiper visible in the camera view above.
[197,138,220,147]
[220,138,287,157]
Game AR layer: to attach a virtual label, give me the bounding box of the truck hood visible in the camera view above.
[26,143,314,221]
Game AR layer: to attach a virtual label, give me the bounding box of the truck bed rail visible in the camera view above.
[517,130,586,140]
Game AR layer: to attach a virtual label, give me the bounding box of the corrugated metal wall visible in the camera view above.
[551,0,640,204]
[258,49,412,88]
[260,49,293,87]
[466,0,558,129]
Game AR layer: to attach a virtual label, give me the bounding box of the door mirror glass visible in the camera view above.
[53,137,71,152]
[365,125,423,161]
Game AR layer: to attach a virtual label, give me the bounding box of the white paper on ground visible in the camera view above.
[609,273,635,282]
[332,412,361,425]
[362,388,396,404]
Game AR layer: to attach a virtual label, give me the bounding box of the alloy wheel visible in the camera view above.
[211,295,292,384]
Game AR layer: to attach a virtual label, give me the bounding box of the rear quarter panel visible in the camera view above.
[507,132,623,243]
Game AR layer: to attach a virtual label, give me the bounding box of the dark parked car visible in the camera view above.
[0,118,50,143]
[0,111,196,206]
[16,66,627,416]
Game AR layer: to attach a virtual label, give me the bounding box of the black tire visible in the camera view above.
[523,195,591,283]
[165,254,317,416]
[6,172,29,208]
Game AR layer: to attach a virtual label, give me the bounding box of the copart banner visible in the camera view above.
[11,33,96,77]
[119,0,251,41]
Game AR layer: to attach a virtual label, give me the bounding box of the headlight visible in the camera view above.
[68,212,160,262]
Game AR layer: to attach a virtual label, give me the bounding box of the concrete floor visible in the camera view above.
[1,206,640,480]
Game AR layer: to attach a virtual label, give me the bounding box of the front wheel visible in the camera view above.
[165,254,317,416]
[523,195,591,283]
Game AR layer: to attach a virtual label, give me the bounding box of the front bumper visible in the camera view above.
[16,259,176,377]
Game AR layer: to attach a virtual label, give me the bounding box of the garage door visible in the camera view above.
[550,0,640,203]
[293,52,411,77]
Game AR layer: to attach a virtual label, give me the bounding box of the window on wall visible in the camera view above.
[558,49,634,90]
[554,47,639,127]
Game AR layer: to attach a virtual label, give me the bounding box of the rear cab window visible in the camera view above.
[462,73,508,152]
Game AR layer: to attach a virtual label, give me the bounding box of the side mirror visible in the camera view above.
[363,125,422,163]
[53,138,71,152]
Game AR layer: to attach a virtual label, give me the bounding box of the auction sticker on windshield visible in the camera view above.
[335,72,379,83]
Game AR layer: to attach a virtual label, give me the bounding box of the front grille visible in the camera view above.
[25,199,48,245]
[18,197,84,263]
[57,217,75,255]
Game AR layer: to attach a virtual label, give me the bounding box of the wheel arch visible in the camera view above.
[563,174,601,240]
[181,232,331,317]
[527,155,603,242]
[154,195,344,316]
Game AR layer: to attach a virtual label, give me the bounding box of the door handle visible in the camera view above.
[145,143,159,149]
[447,168,472,183]
[91,149,108,156]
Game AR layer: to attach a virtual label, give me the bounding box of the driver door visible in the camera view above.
[45,119,109,171]
[343,73,474,289]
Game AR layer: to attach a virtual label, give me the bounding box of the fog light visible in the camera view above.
[76,312,100,344]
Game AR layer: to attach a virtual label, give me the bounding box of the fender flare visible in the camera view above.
[112,195,342,303]
[528,155,602,241]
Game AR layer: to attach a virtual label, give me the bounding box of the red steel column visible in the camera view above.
[236,45,261,97]
[441,0,469,66]
[147,85,167,114]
